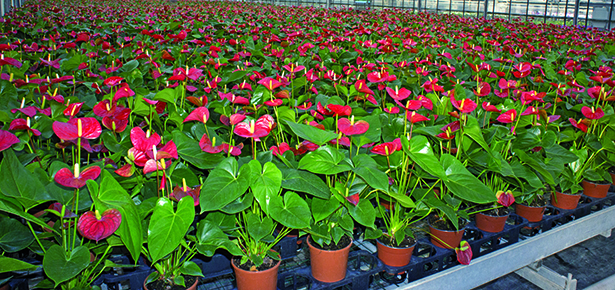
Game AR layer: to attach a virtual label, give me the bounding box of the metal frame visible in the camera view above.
[392,205,615,290]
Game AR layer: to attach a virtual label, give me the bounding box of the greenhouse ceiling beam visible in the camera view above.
[393,205,615,290]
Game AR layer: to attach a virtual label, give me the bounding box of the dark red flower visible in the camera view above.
[171,180,200,206]
[184,107,210,124]
[199,135,224,154]
[496,190,515,207]
[497,109,517,123]
[0,130,20,151]
[52,117,101,141]
[581,106,604,120]
[103,76,124,87]
[10,118,41,136]
[455,240,473,265]
[346,194,360,206]
[55,165,101,188]
[569,118,589,133]
[450,94,477,113]
[406,111,430,124]
[371,138,402,156]
[473,82,491,97]
[77,209,121,242]
[258,77,282,91]
[482,102,501,113]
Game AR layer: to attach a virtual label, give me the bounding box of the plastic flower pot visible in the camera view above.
[376,238,416,267]
[475,212,509,233]
[232,257,280,290]
[143,277,198,290]
[515,203,546,223]
[551,191,581,210]
[428,221,465,249]
[307,236,352,283]
[582,180,610,199]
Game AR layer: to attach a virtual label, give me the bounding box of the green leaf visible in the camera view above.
[247,213,274,242]
[514,149,555,186]
[200,157,251,212]
[0,198,55,232]
[0,214,34,252]
[0,256,39,273]
[311,197,340,222]
[180,261,204,277]
[226,70,248,83]
[154,88,176,104]
[401,135,446,179]
[278,168,327,198]
[464,116,491,154]
[0,149,51,208]
[174,131,225,169]
[43,245,90,286]
[120,60,139,73]
[147,197,195,264]
[546,144,579,164]
[195,219,242,257]
[348,199,376,228]
[298,146,352,175]
[88,171,143,263]
[351,154,389,192]
[249,161,282,214]
[285,120,338,146]
[441,154,496,204]
[269,192,311,229]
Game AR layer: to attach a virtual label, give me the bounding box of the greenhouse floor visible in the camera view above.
[476,228,615,290]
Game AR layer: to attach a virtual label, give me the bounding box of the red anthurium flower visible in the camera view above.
[327,104,352,117]
[199,135,224,154]
[186,95,208,107]
[171,179,200,206]
[346,194,360,206]
[482,102,501,113]
[270,142,292,156]
[53,117,102,141]
[455,240,473,265]
[371,138,402,156]
[77,208,121,242]
[10,118,41,136]
[416,95,434,111]
[103,76,124,87]
[330,137,351,147]
[406,111,430,124]
[258,77,282,91]
[436,121,460,140]
[422,78,444,93]
[521,106,539,116]
[11,106,37,118]
[569,118,589,133]
[473,82,491,97]
[184,107,210,124]
[222,143,243,156]
[497,109,517,123]
[520,91,546,105]
[395,99,422,111]
[115,164,134,177]
[496,190,515,207]
[48,202,77,218]
[283,63,306,74]
[338,116,369,136]
[102,115,129,133]
[55,164,101,188]
[0,54,23,68]
[113,83,135,103]
[450,94,477,113]
[63,102,83,118]
[385,86,412,101]
[264,99,284,107]
[130,127,161,152]
[0,130,20,151]
[354,79,375,96]
[581,106,604,120]
[384,106,400,114]
[234,120,270,138]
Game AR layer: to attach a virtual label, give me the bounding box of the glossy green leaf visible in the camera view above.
[285,120,338,146]
[269,192,311,229]
[298,146,352,175]
[351,154,389,192]
[348,199,376,228]
[0,149,51,208]
[43,245,90,286]
[0,214,34,252]
[0,256,39,273]
[200,157,251,212]
[147,197,195,264]
[249,160,282,214]
[401,135,446,179]
[441,154,496,204]
[280,168,329,199]
[311,197,340,222]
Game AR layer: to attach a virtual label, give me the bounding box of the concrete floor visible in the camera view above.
[476,229,615,290]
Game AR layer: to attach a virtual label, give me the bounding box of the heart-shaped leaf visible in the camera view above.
[43,245,90,286]
[269,191,311,229]
[281,168,329,199]
[298,146,352,175]
[200,157,251,212]
[441,154,496,204]
[246,213,274,242]
[0,214,34,252]
[249,160,282,214]
[148,196,195,264]
[285,120,338,146]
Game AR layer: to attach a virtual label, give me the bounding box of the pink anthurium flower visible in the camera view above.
[63,102,83,118]
[455,240,473,265]
[114,164,134,177]
[385,86,412,101]
[234,120,270,138]
[482,102,501,113]
[473,82,491,97]
[77,208,121,242]
[450,94,477,113]
[199,135,224,154]
[338,116,369,136]
[130,127,161,152]
[406,111,430,124]
[327,104,352,117]
[184,107,210,124]
[496,190,515,207]
[270,142,292,156]
[171,179,200,206]
[55,164,101,188]
[0,130,20,151]
[257,77,282,91]
[371,138,402,156]
[569,118,589,133]
[10,118,41,136]
[52,117,102,141]
[496,109,517,123]
[581,106,604,120]
[346,194,360,206]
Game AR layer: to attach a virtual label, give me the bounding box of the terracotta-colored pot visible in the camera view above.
[143,277,198,290]
[428,222,465,249]
[515,203,546,222]
[582,180,610,199]
[376,239,416,267]
[0,283,9,290]
[475,212,509,233]
[232,257,280,290]
[307,236,352,283]
[551,191,581,210]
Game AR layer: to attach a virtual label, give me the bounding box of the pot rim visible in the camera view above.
[375,236,417,250]
[476,211,510,218]
[428,219,467,233]
[231,255,281,274]
[582,179,612,185]
[554,191,582,197]
[307,235,353,252]
[515,202,547,209]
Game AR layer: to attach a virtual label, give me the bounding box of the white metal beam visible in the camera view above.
[393,205,615,290]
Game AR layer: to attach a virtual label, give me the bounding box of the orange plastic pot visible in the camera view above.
[307,236,352,283]
[428,223,465,249]
[232,257,280,290]
[143,277,198,290]
[582,180,610,199]
[515,203,546,222]
[551,191,581,210]
[475,213,509,233]
[376,239,416,267]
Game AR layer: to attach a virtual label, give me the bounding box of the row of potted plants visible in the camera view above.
[1,0,615,289]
